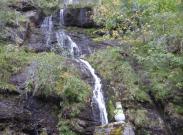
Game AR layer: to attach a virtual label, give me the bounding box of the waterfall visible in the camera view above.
[56,31,108,125]
[56,31,80,57]
[41,16,53,32]
[79,59,108,125]
[42,12,108,125]
[60,9,65,25]
[41,16,53,47]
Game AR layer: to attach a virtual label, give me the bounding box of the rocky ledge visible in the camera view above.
[94,122,135,135]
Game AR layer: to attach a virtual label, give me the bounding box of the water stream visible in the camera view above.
[41,16,53,47]
[79,59,109,125]
[60,9,64,25]
[41,13,108,125]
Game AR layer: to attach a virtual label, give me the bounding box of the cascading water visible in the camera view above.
[55,31,108,125]
[79,59,108,125]
[41,16,53,32]
[41,16,53,47]
[60,9,64,25]
[56,31,80,57]
[42,12,108,125]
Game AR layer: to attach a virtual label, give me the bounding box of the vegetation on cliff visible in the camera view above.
[88,0,183,134]
[0,0,183,135]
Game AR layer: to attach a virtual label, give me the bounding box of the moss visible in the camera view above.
[107,100,115,121]
[94,122,125,135]
[110,127,123,135]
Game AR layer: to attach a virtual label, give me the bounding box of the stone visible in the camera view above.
[0,96,58,134]
[62,7,94,28]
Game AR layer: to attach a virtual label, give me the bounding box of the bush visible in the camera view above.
[93,0,182,37]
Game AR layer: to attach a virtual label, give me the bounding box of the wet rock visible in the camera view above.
[0,98,34,133]
[27,28,52,52]
[0,96,58,134]
[62,7,94,28]
[0,100,31,122]
[67,31,112,55]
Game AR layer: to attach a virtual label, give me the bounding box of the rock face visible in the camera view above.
[0,95,58,134]
[62,7,94,27]
[1,1,43,45]
[94,122,135,135]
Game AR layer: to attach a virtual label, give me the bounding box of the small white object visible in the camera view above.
[114,102,126,122]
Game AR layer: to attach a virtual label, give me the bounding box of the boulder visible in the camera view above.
[62,7,94,28]
[27,28,52,52]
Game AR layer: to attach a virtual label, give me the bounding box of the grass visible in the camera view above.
[0,43,91,135]
[88,47,151,121]
[88,47,150,103]
[0,43,91,100]
[0,44,32,91]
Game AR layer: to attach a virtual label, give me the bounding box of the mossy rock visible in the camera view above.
[94,122,134,135]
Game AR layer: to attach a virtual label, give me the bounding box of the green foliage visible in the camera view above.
[31,0,60,15]
[166,103,183,116]
[25,52,64,95]
[58,120,77,135]
[94,0,139,32]
[93,0,183,106]
[55,71,91,103]
[133,41,183,102]
[94,0,182,38]
[107,100,115,121]
[133,109,148,126]
[63,77,90,103]
[88,47,150,103]
[175,105,183,115]
[24,52,91,102]
[0,44,32,91]
[138,0,178,14]
[0,44,90,135]
[0,0,26,26]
